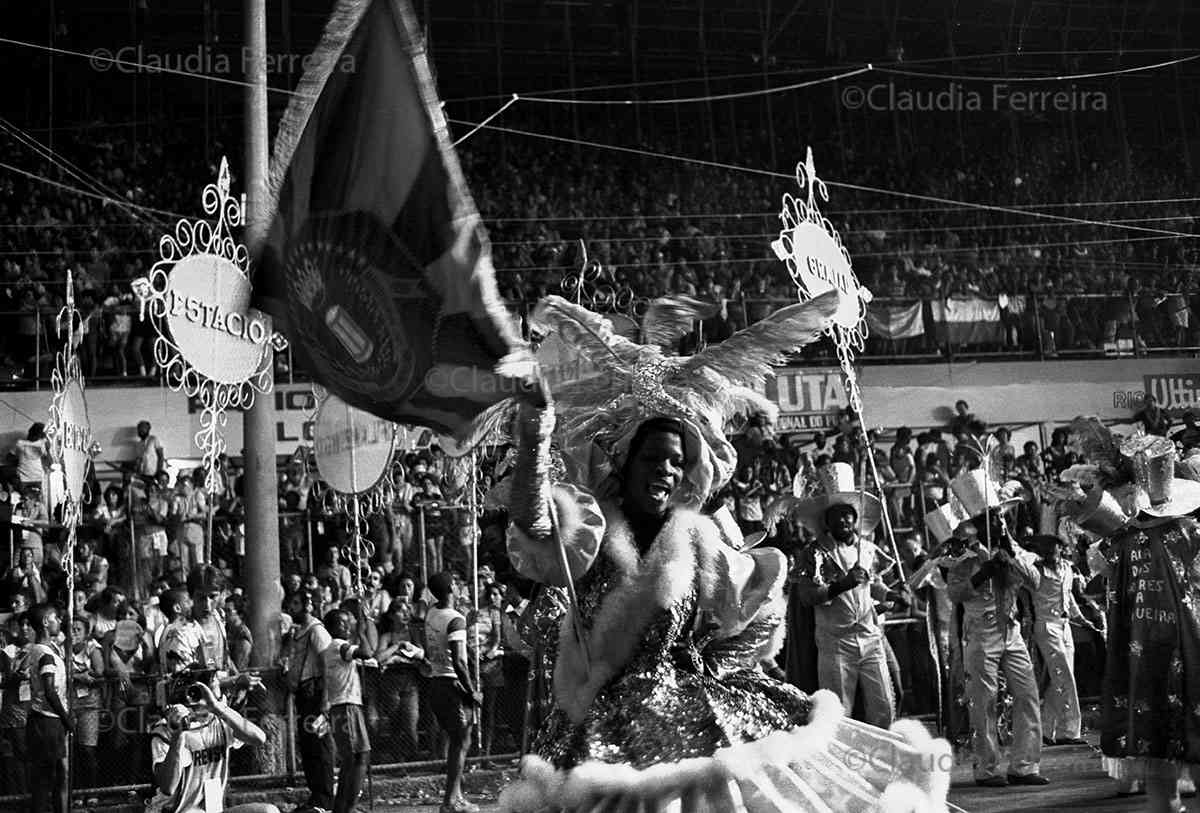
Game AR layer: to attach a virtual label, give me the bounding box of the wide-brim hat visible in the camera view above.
[924,500,971,544]
[948,469,1024,519]
[1121,435,1200,523]
[793,461,882,535]
[1027,534,1065,555]
[1065,487,1131,536]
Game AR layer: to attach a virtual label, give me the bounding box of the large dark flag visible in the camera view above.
[254,0,533,443]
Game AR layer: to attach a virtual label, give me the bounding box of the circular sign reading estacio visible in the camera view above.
[166,253,274,385]
[313,393,397,495]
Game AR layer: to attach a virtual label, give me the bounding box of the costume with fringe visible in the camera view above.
[1097,517,1200,781]
[496,292,951,812]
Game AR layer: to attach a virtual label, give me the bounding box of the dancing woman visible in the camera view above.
[496,292,950,812]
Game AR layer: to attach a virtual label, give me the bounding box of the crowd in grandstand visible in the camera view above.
[1,122,1199,380]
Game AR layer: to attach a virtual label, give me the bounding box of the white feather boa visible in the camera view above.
[499,691,952,812]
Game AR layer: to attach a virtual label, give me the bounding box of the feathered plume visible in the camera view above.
[531,295,642,373]
[641,296,719,350]
[764,495,803,536]
[681,291,838,387]
[1068,416,1120,469]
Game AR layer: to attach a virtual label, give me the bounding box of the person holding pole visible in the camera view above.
[790,461,897,728]
[945,499,1046,788]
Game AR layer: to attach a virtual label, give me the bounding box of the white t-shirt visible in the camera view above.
[149,715,243,813]
[424,606,466,679]
[15,439,46,484]
[322,638,362,707]
[29,641,67,718]
[137,435,164,477]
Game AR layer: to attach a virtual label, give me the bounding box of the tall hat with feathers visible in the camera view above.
[529,290,839,507]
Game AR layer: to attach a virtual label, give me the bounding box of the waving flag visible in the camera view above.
[865,300,924,340]
[254,0,534,442]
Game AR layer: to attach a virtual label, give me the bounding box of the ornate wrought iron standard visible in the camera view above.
[45,269,98,798]
[132,158,288,500]
[560,240,646,318]
[772,148,905,570]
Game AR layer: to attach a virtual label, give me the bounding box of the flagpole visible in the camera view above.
[244,0,282,668]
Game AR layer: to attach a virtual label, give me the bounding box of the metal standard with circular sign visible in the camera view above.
[783,220,863,330]
[56,377,94,506]
[165,253,274,384]
[313,393,397,495]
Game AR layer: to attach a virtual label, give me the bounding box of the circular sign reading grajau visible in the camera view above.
[166,253,273,384]
[57,377,93,505]
[784,221,863,330]
[314,393,397,495]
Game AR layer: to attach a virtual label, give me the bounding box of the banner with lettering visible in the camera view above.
[1143,373,1200,417]
[1099,519,1200,766]
[762,368,850,432]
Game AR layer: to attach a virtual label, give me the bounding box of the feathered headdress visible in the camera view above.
[530,291,839,506]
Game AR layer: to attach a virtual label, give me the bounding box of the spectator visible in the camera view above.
[132,420,166,481]
[375,598,423,763]
[0,612,31,795]
[321,608,377,813]
[424,571,480,813]
[1041,428,1072,476]
[26,602,71,813]
[224,593,253,672]
[73,537,109,596]
[187,566,232,672]
[172,474,207,574]
[284,589,335,813]
[1172,410,1200,452]
[12,422,49,497]
[70,614,105,790]
[732,464,765,534]
[317,547,353,601]
[1017,441,1044,480]
[949,400,976,436]
[1134,393,1171,437]
[473,581,507,758]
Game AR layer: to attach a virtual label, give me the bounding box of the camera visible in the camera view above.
[164,667,218,709]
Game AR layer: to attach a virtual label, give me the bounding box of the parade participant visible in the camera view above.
[1027,534,1092,746]
[790,462,897,728]
[944,471,1048,788]
[497,293,949,811]
[1065,434,1200,813]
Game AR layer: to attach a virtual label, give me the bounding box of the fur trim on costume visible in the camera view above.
[498,691,953,812]
[552,504,787,723]
[553,503,697,722]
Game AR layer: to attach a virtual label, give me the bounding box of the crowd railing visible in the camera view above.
[0,290,1190,391]
[0,662,528,807]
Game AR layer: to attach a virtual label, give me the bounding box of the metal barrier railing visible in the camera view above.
[0,289,1195,392]
[0,655,531,804]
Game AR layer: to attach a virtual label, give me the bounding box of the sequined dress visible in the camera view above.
[499,485,952,812]
[1099,517,1200,780]
[534,549,812,769]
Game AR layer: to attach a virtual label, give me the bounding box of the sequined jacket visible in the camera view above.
[507,483,789,724]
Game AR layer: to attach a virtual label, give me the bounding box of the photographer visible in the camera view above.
[147,670,279,813]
